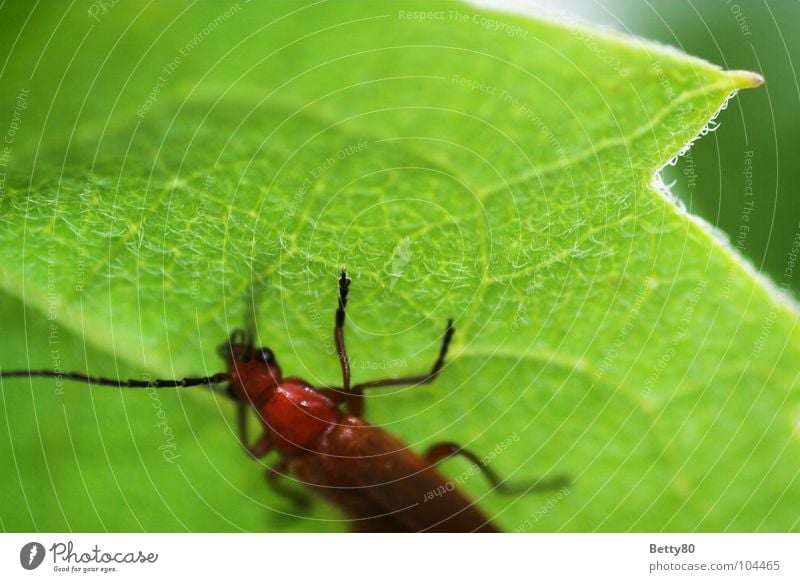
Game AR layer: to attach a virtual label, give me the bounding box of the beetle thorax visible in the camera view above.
[229,357,283,405]
[261,379,340,454]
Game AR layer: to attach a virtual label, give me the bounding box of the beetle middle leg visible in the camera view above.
[266,460,310,508]
[236,402,309,506]
[423,442,569,494]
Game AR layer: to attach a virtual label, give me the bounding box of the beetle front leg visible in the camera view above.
[324,319,455,415]
[237,401,273,458]
[350,319,455,391]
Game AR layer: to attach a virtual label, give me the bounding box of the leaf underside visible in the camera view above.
[0,1,796,532]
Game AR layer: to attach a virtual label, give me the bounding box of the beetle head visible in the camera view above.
[218,330,283,403]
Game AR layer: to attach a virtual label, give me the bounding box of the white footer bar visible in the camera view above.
[1,533,797,581]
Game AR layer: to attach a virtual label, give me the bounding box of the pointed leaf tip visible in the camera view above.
[730,69,765,89]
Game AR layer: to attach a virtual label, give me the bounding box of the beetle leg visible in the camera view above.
[333,270,365,415]
[237,401,273,458]
[266,460,310,508]
[326,318,455,417]
[247,432,273,459]
[349,319,455,391]
[423,442,569,494]
[236,400,251,447]
[334,269,352,392]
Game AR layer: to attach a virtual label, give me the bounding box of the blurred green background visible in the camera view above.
[527,0,800,293]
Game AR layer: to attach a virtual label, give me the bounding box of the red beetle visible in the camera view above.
[2,271,566,531]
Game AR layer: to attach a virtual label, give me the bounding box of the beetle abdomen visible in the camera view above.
[288,416,500,532]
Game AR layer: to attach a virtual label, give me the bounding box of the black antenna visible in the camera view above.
[245,284,260,357]
[237,273,269,362]
[0,369,230,388]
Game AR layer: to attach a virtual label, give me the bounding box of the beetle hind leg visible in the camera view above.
[266,460,311,509]
[424,442,570,495]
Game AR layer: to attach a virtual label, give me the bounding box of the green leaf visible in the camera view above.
[0,1,795,532]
